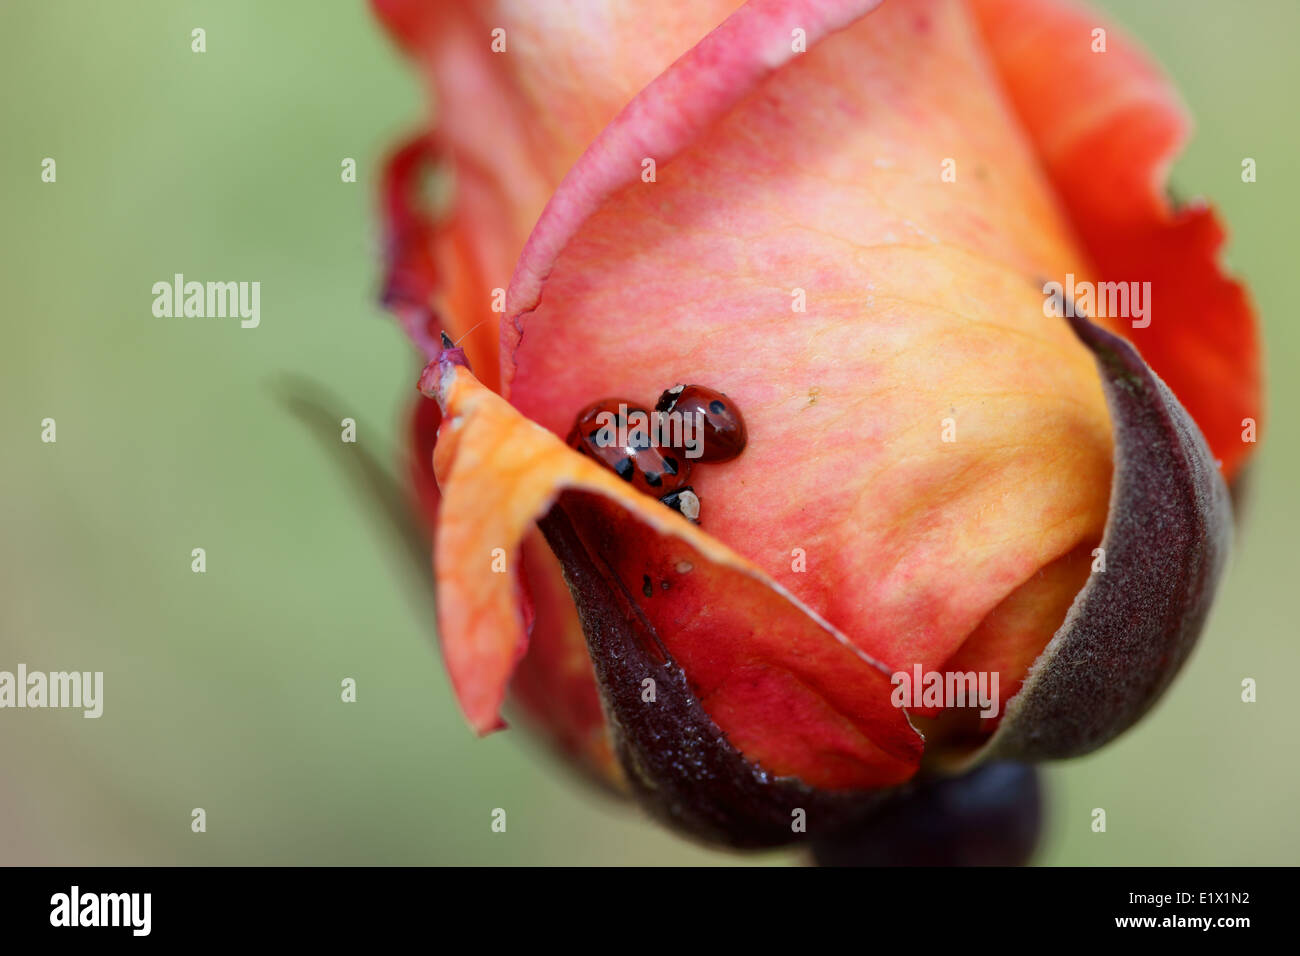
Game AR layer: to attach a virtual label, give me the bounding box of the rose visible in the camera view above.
[371,0,1261,849]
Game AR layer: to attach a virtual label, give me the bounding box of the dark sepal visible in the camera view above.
[537,498,890,849]
[812,762,1042,867]
[987,312,1233,761]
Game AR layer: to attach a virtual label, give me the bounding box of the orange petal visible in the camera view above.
[378,133,505,389]
[917,542,1094,742]
[372,0,748,196]
[409,383,616,783]
[504,0,1113,690]
[372,0,752,378]
[968,0,1261,480]
[407,391,443,530]
[428,352,922,789]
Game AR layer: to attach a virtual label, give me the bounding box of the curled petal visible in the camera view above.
[426,352,922,791]
[539,502,898,847]
[503,0,887,331]
[504,0,1116,701]
[984,313,1232,761]
[379,133,446,358]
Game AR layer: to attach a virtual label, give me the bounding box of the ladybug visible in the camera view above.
[654,384,748,463]
[567,398,691,496]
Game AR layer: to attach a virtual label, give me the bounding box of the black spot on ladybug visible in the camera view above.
[615,458,634,481]
[643,470,663,488]
[709,399,726,415]
[642,575,653,599]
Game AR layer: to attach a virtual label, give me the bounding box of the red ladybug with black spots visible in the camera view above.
[655,384,748,463]
[566,398,691,496]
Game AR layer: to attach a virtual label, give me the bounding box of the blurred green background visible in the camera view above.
[1,0,1295,865]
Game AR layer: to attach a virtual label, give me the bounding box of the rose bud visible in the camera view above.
[373,0,1262,849]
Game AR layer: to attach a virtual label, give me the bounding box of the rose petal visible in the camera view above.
[921,542,1093,738]
[408,392,443,529]
[539,499,897,846]
[409,356,620,783]
[504,0,1114,693]
[373,0,750,197]
[969,0,1261,480]
[379,132,507,388]
[503,0,887,327]
[508,531,624,786]
[373,0,753,379]
[427,352,922,789]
